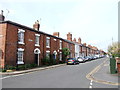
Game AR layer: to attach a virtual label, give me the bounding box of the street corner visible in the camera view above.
[86,59,120,86]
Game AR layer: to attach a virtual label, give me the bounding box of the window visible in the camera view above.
[35,34,40,46]
[46,51,50,59]
[60,40,62,49]
[17,48,24,64]
[59,52,62,61]
[46,37,50,48]
[53,51,57,60]
[18,29,25,44]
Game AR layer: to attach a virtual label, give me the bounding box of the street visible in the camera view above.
[2,57,118,88]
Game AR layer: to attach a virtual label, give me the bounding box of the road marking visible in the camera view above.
[12,74,25,77]
[0,76,11,79]
[90,82,93,85]
[0,74,25,79]
[89,80,93,88]
[86,58,120,86]
[89,86,92,89]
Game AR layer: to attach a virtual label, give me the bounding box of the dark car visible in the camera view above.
[66,58,79,65]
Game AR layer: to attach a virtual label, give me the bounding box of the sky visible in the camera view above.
[0,0,119,52]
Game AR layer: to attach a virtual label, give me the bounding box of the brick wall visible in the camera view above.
[0,23,7,68]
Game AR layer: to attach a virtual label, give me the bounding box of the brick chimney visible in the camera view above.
[78,37,81,44]
[73,38,76,42]
[33,20,40,31]
[67,32,72,41]
[53,32,59,37]
[0,10,5,21]
[83,43,86,46]
[88,45,91,48]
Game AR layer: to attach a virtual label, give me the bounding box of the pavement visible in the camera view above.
[1,57,120,86]
[86,57,120,86]
[0,64,66,75]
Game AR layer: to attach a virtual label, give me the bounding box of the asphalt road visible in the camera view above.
[2,57,118,88]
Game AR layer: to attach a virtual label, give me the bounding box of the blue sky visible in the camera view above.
[0,0,118,52]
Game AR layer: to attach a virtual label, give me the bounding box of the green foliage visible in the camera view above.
[17,64,38,70]
[3,64,38,71]
[108,42,120,58]
[62,48,70,57]
[42,56,51,65]
[50,54,57,65]
[42,54,58,66]
[5,65,16,70]
[2,69,6,72]
[62,48,70,63]
[17,65,26,70]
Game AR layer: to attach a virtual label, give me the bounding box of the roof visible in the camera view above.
[0,20,75,44]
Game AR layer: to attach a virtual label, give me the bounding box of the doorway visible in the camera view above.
[35,54,38,65]
[34,48,40,66]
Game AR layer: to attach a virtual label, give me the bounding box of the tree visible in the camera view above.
[108,42,120,57]
[62,48,70,62]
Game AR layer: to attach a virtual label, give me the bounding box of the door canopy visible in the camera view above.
[53,50,57,55]
[34,48,41,54]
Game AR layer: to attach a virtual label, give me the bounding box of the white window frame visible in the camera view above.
[54,39,57,41]
[46,37,50,48]
[53,51,57,60]
[18,29,25,45]
[60,40,62,49]
[59,52,62,61]
[17,48,24,64]
[46,51,50,58]
[35,34,40,47]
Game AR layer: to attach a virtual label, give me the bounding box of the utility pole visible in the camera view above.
[112,37,113,45]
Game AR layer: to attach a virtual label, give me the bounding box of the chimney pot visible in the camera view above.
[73,38,76,42]
[0,10,5,21]
[78,37,81,44]
[33,20,40,31]
[53,32,59,37]
[83,43,86,46]
[67,32,72,41]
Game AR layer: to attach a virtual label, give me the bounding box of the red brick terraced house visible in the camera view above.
[0,10,104,69]
[0,12,75,68]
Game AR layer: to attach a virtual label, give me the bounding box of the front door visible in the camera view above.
[35,54,38,64]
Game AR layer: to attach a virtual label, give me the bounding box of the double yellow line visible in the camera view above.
[86,58,120,86]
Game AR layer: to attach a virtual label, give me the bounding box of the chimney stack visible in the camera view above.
[67,32,72,41]
[88,45,91,48]
[33,20,40,31]
[73,38,76,42]
[78,37,81,44]
[53,32,59,37]
[0,10,5,21]
[83,43,86,46]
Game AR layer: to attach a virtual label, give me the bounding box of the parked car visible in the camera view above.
[91,56,95,60]
[93,56,98,59]
[77,57,85,63]
[84,56,89,61]
[66,58,79,65]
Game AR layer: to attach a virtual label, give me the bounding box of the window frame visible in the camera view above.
[46,51,50,59]
[59,52,62,61]
[17,48,24,64]
[46,37,50,48]
[35,34,40,47]
[18,29,25,45]
[60,40,62,49]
